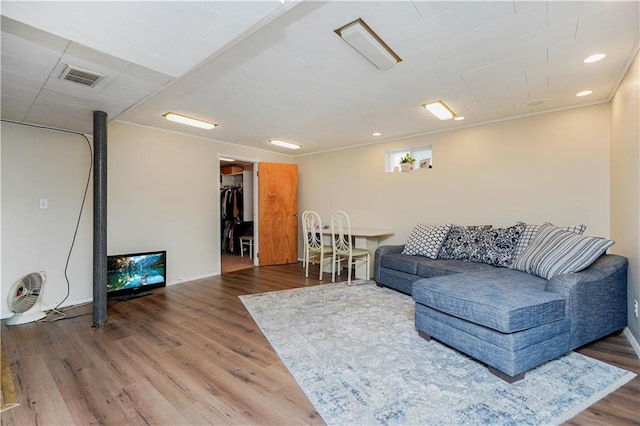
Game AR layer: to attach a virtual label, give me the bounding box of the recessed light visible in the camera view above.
[576,90,593,97]
[373,132,382,136]
[220,157,235,162]
[423,101,455,120]
[269,139,302,150]
[163,112,217,130]
[453,116,465,121]
[584,53,606,63]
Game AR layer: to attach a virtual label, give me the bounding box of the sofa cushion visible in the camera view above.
[479,223,526,267]
[402,224,451,258]
[438,225,492,262]
[380,253,419,274]
[416,258,496,278]
[511,224,614,280]
[512,222,586,260]
[412,269,565,333]
[415,303,570,352]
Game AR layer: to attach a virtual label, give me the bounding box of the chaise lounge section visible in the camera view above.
[375,223,628,382]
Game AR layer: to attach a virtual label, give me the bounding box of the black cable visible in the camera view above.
[1,119,93,312]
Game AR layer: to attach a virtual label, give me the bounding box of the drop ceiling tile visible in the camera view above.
[100,83,151,103]
[547,1,618,27]
[0,31,63,68]
[1,84,39,101]
[38,88,93,109]
[1,69,45,91]
[444,4,546,60]
[123,64,173,86]
[1,53,54,80]
[63,42,131,74]
[2,1,286,77]
[449,1,516,34]
[1,95,33,120]
[513,1,545,14]
[576,3,640,39]
[25,106,76,127]
[0,15,69,52]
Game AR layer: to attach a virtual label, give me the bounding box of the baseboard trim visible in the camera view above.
[624,327,640,359]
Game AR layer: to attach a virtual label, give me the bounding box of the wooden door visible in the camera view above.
[257,162,298,265]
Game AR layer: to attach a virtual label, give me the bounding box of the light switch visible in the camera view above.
[39,199,48,209]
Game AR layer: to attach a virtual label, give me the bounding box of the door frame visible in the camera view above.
[218,154,259,272]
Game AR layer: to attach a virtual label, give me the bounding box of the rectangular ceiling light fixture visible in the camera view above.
[163,112,217,130]
[334,18,402,70]
[423,101,455,121]
[269,139,302,150]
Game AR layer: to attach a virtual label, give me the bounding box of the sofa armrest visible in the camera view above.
[546,254,628,349]
[374,245,404,281]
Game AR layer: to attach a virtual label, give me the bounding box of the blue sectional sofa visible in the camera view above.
[374,225,628,382]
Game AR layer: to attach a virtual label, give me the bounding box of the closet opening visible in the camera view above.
[220,159,255,274]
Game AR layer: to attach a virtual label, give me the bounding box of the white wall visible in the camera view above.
[611,51,640,344]
[297,103,612,251]
[1,122,94,317]
[1,120,291,318]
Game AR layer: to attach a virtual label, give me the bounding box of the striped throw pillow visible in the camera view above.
[511,222,586,260]
[511,223,614,280]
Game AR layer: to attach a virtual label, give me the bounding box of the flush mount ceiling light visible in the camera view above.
[454,116,465,121]
[163,112,217,130]
[373,132,382,136]
[422,101,456,121]
[269,139,302,150]
[334,18,402,70]
[584,53,606,63]
[220,157,235,162]
[576,90,593,97]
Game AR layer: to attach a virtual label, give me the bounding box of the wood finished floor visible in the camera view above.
[1,263,639,425]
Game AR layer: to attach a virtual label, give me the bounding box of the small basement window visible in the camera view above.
[386,146,432,172]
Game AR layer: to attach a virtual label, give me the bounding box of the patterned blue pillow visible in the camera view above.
[438,225,492,262]
[479,223,526,267]
[402,224,451,259]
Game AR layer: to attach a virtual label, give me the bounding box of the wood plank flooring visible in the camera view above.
[1,263,639,425]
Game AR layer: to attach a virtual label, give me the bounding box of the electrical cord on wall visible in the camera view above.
[1,119,93,320]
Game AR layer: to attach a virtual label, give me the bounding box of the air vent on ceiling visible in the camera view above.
[59,65,104,87]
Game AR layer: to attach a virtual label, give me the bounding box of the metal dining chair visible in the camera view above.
[301,210,333,280]
[331,210,370,285]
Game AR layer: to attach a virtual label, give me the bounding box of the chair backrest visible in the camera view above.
[302,210,323,250]
[331,210,352,255]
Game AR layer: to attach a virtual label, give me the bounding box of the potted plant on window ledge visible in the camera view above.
[399,153,416,171]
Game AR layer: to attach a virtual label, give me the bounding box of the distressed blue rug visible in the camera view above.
[240,281,635,425]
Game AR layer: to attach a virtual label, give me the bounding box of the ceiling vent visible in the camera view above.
[59,65,104,87]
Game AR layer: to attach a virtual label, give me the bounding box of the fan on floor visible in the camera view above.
[6,272,47,325]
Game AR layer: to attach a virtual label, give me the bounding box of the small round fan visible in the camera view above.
[6,272,47,325]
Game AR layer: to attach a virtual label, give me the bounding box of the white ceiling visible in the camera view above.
[2,1,638,155]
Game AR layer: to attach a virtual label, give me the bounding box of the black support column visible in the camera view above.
[93,110,108,327]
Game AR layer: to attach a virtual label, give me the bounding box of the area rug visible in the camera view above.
[240,281,635,425]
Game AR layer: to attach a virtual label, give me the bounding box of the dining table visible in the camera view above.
[321,227,394,279]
